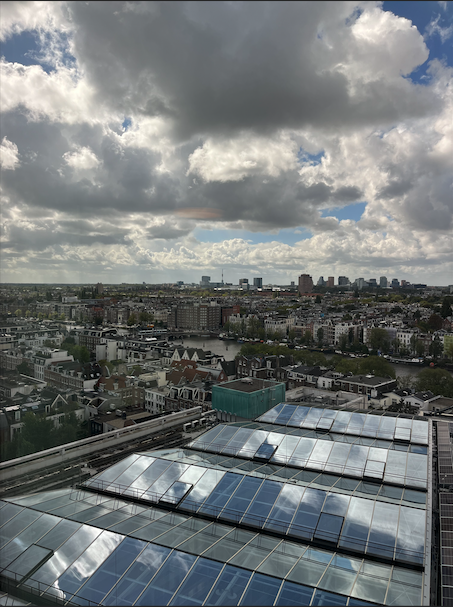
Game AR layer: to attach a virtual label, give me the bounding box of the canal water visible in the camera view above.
[171,336,422,381]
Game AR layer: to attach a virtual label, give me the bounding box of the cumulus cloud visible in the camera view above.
[187,133,298,182]
[0,1,452,284]
[0,137,20,170]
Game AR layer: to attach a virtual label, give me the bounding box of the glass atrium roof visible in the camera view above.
[256,405,429,445]
[0,405,430,606]
[0,490,424,606]
[187,421,428,490]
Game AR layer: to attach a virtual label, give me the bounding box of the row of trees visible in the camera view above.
[127,311,155,326]
[367,328,451,359]
[236,342,453,398]
[1,411,89,461]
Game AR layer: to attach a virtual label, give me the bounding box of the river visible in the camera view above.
[171,336,423,381]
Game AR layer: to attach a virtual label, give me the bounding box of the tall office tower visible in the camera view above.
[239,278,249,290]
[338,276,349,286]
[200,276,211,286]
[96,282,104,294]
[379,276,388,288]
[368,278,377,287]
[253,277,263,288]
[327,277,334,288]
[356,278,366,290]
[298,274,313,294]
[391,278,400,288]
[317,276,325,286]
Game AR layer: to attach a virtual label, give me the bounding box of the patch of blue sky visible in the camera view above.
[0,29,76,73]
[383,1,453,84]
[1,30,41,66]
[298,148,325,166]
[321,201,367,222]
[193,227,312,245]
[122,117,132,131]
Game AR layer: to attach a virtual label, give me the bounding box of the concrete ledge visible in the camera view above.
[0,407,201,482]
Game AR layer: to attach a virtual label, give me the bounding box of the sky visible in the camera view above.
[0,1,452,286]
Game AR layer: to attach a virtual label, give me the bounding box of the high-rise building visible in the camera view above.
[391,278,400,288]
[327,276,334,288]
[368,278,377,288]
[239,278,249,290]
[298,273,313,294]
[380,276,388,288]
[253,277,263,288]
[200,276,211,286]
[338,276,349,286]
[96,282,103,294]
[317,276,325,286]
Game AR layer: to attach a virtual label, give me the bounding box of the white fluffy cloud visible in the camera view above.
[0,137,20,170]
[187,133,298,182]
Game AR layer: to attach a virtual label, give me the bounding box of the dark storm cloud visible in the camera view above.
[377,179,413,199]
[67,1,438,141]
[1,222,130,252]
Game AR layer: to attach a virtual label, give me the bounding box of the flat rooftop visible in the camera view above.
[216,378,282,393]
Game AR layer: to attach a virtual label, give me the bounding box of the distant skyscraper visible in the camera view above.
[299,274,313,294]
[380,276,388,288]
[200,276,211,286]
[338,276,349,286]
[327,277,334,288]
[96,282,103,294]
[317,276,325,286]
[253,277,263,288]
[391,278,400,288]
[368,278,377,287]
[239,278,249,290]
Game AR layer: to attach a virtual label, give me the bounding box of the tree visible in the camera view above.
[391,338,401,354]
[21,412,56,453]
[429,336,443,360]
[303,330,313,346]
[409,334,418,355]
[317,327,324,346]
[17,361,32,376]
[339,334,348,351]
[127,313,137,326]
[445,340,453,361]
[416,368,453,398]
[15,309,22,317]
[427,314,444,331]
[358,356,395,379]
[370,328,390,353]
[334,357,360,375]
[441,297,453,319]
[415,340,425,357]
[315,295,322,304]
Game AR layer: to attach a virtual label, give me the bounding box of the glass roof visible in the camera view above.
[0,402,430,607]
[1,489,424,606]
[256,405,429,445]
[77,450,426,568]
[187,423,428,489]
